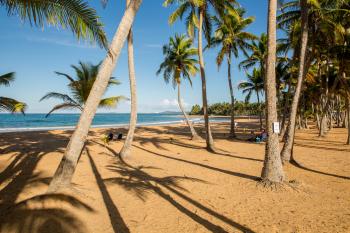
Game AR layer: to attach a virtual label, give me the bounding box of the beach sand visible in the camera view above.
[0,119,349,233]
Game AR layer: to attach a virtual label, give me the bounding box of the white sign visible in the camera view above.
[273,122,280,134]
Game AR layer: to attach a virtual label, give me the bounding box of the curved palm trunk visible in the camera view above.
[120,0,138,158]
[198,8,216,151]
[47,0,143,193]
[281,0,309,162]
[256,90,263,130]
[227,53,236,138]
[177,84,200,139]
[260,0,285,183]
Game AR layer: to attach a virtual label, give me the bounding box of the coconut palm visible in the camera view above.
[40,62,125,117]
[260,0,285,184]
[47,0,142,193]
[210,7,256,138]
[164,0,236,151]
[1,0,107,48]
[238,68,264,129]
[117,0,138,158]
[0,72,27,114]
[157,34,200,139]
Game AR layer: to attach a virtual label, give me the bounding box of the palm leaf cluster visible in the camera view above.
[0,72,27,114]
[0,0,108,49]
[157,34,198,88]
[40,62,125,117]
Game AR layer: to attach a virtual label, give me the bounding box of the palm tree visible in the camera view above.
[280,0,309,163]
[238,68,264,129]
[210,7,256,138]
[260,0,285,184]
[0,72,26,114]
[119,0,138,158]
[164,0,234,151]
[1,0,107,48]
[47,0,142,193]
[40,62,125,117]
[157,34,200,140]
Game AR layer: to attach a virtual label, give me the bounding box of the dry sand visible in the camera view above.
[0,119,349,233]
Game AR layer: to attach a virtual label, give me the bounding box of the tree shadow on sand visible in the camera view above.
[291,159,350,180]
[0,193,95,233]
[85,147,130,233]
[102,145,255,233]
[0,131,94,233]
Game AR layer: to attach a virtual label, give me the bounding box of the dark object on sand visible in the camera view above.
[117,133,123,140]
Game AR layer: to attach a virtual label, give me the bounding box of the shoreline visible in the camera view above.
[0,117,231,133]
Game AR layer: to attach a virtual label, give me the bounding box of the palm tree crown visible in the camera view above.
[211,7,256,67]
[1,0,108,48]
[157,34,198,87]
[238,68,264,102]
[41,61,125,117]
[0,72,27,114]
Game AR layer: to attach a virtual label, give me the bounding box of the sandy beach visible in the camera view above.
[0,119,349,233]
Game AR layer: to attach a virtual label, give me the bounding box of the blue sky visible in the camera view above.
[0,0,269,113]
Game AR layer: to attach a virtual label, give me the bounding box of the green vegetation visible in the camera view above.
[189,101,264,116]
[40,61,125,117]
[0,72,27,114]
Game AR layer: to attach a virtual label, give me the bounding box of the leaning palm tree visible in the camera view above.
[164,0,235,151]
[260,0,285,184]
[1,0,107,48]
[40,62,125,117]
[47,0,142,193]
[238,68,264,129]
[210,7,256,138]
[157,34,200,140]
[0,72,26,114]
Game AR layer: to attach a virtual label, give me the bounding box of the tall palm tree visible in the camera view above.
[157,34,200,139]
[40,62,125,117]
[210,7,256,138]
[260,0,285,184]
[164,0,235,151]
[0,72,26,114]
[280,0,309,162]
[238,68,264,129]
[47,0,143,194]
[1,0,107,48]
[119,0,138,158]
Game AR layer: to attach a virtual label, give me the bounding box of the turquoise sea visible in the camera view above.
[0,113,227,133]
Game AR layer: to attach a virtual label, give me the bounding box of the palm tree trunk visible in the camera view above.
[280,0,308,163]
[227,52,236,138]
[119,0,138,158]
[260,0,285,183]
[256,90,263,130]
[47,0,143,193]
[198,8,216,151]
[346,96,350,145]
[177,84,200,139]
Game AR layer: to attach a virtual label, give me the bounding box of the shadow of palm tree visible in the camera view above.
[102,145,255,233]
[85,147,130,233]
[291,159,350,180]
[133,145,260,182]
[0,193,94,233]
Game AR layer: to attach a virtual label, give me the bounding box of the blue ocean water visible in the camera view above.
[0,113,229,132]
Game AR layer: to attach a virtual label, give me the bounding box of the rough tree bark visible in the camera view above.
[260,0,285,183]
[119,0,138,158]
[227,52,236,138]
[47,0,143,193]
[198,7,216,151]
[280,0,309,163]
